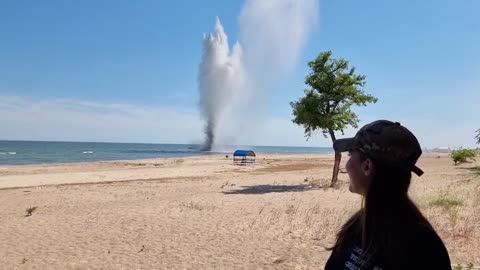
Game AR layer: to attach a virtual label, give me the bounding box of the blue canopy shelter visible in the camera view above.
[233,150,256,165]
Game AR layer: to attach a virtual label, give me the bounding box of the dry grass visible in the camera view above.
[242,200,355,247]
[179,201,214,211]
[415,167,480,265]
[453,263,478,270]
[428,195,463,210]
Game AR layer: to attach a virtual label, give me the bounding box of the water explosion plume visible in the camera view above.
[198,18,244,151]
[198,0,318,151]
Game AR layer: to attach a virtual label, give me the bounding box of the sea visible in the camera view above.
[0,140,332,166]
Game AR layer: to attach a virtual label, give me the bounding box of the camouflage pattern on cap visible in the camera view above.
[334,120,424,176]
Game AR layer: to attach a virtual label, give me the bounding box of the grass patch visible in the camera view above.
[285,204,300,215]
[304,177,334,190]
[25,206,38,217]
[181,202,204,211]
[428,197,463,210]
[220,181,235,189]
[453,263,475,270]
[464,166,480,176]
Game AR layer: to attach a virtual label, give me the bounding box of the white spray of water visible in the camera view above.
[198,17,244,151]
[239,0,319,83]
[198,0,318,150]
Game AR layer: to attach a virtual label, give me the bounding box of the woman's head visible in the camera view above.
[334,120,423,196]
[330,121,433,257]
[345,150,413,197]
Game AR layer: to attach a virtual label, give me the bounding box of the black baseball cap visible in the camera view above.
[333,120,424,176]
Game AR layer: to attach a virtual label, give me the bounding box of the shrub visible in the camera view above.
[25,206,38,217]
[450,148,476,165]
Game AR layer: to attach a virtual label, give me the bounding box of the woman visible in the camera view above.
[325,120,451,270]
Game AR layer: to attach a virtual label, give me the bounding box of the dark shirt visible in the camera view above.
[325,224,451,270]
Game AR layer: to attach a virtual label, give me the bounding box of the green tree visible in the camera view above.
[291,51,377,187]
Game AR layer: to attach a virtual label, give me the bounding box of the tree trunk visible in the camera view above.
[329,129,342,187]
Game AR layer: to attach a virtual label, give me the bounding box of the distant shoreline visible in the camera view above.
[0,140,457,166]
[0,152,449,168]
[0,140,333,166]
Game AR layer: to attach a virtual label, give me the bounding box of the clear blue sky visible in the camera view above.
[0,0,479,147]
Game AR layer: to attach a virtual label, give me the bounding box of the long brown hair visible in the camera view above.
[329,152,433,262]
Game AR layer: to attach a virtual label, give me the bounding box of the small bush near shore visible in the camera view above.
[450,148,477,165]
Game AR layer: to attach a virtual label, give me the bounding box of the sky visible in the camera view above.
[0,0,479,148]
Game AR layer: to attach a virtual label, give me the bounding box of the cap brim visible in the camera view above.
[411,165,424,177]
[333,138,356,152]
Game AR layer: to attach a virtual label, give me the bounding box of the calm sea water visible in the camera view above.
[0,140,332,165]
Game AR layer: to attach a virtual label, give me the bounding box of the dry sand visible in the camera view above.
[0,153,478,269]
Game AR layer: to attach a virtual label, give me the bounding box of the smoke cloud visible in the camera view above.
[198,0,318,150]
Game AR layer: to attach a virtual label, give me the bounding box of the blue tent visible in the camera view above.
[233,150,256,165]
[233,150,256,157]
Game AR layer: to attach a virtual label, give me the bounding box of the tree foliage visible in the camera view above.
[291,51,377,139]
[291,51,377,186]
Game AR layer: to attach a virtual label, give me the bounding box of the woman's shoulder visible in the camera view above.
[409,222,446,246]
[403,222,451,269]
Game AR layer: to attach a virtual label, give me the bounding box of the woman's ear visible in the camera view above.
[363,158,375,177]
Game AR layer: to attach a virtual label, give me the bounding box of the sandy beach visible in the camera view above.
[0,153,478,269]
